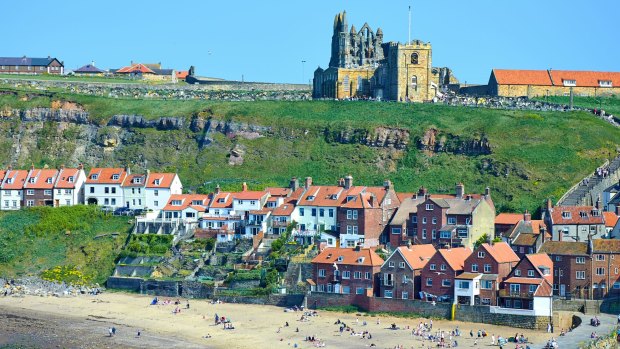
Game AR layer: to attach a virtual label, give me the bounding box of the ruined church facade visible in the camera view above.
[313,11,455,102]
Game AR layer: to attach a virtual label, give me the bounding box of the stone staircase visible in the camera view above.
[559,156,620,206]
[283,262,313,293]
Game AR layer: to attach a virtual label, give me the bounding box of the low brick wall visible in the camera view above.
[214,294,304,307]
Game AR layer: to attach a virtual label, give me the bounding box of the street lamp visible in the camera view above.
[301,60,306,85]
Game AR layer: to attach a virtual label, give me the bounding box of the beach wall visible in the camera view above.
[454,305,550,331]
[107,277,142,292]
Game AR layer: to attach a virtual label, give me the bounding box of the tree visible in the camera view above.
[473,233,501,249]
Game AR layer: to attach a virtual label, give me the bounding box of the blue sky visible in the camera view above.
[3,0,618,84]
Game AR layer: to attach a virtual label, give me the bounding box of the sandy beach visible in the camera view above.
[0,292,560,349]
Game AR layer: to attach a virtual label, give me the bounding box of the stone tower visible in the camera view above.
[330,11,349,68]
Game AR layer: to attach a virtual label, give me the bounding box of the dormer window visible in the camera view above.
[561,211,571,219]
[6,178,13,184]
[307,195,315,201]
[134,177,141,184]
[91,174,98,180]
[326,253,332,259]
[29,178,36,183]
[171,200,182,206]
[346,196,355,202]
[68,176,74,183]
[562,79,576,87]
[218,198,225,203]
[579,211,587,218]
[357,257,365,263]
[192,200,202,206]
[599,80,612,88]
[592,209,600,217]
[112,174,119,180]
[46,178,52,184]
[154,179,161,186]
[337,256,344,262]
[330,194,338,200]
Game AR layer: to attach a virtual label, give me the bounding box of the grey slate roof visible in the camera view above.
[74,64,104,73]
[0,57,59,66]
[152,68,173,76]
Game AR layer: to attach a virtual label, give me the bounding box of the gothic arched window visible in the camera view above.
[411,52,419,64]
[343,75,350,92]
[411,75,418,91]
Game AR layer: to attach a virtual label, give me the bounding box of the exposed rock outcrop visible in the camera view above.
[228,144,246,166]
[325,126,410,149]
[107,115,184,130]
[0,107,90,124]
[418,128,492,156]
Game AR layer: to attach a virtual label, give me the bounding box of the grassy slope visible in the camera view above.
[538,95,620,116]
[0,206,131,284]
[1,91,619,213]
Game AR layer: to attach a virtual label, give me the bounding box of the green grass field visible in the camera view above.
[538,95,620,116]
[0,73,178,85]
[0,206,132,284]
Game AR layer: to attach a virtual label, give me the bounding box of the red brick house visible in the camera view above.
[413,183,495,249]
[311,247,384,296]
[456,242,519,306]
[419,247,471,302]
[540,239,620,299]
[23,168,59,207]
[380,244,436,299]
[499,253,553,314]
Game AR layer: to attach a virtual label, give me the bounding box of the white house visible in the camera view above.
[84,167,129,208]
[291,181,341,235]
[231,184,270,214]
[544,202,606,241]
[454,273,482,306]
[200,190,243,238]
[122,173,147,210]
[245,209,270,238]
[145,172,183,211]
[53,165,86,206]
[0,169,28,210]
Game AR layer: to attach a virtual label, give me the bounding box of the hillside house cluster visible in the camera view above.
[0,165,181,212]
[310,242,554,317]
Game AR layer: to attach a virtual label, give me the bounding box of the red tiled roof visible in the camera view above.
[86,168,128,185]
[395,244,436,270]
[1,170,28,190]
[265,187,292,197]
[209,192,233,208]
[272,202,295,216]
[437,247,471,271]
[122,174,146,187]
[525,253,554,283]
[550,70,620,88]
[175,71,188,79]
[116,63,155,74]
[297,186,345,207]
[233,190,268,200]
[492,69,553,86]
[55,168,81,189]
[550,205,604,225]
[504,277,545,285]
[163,194,210,211]
[535,280,553,297]
[480,242,520,263]
[603,211,618,228]
[312,247,384,267]
[24,169,58,189]
[146,173,176,189]
[495,213,523,225]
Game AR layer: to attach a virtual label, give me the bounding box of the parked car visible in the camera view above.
[113,207,132,216]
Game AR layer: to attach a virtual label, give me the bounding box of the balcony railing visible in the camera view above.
[499,289,534,299]
[202,214,243,220]
[272,221,289,227]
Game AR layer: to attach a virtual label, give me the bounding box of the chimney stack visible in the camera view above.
[77,163,83,171]
[60,164,65,170]
[31,164,35,171]
[242,182,248,192]
[595,195,602,210]
[125,165,131,175]
[485,186,491,197]
[418,186,427,197]
[289,177,299,191]
[546,198,553,211]
[466,194,472,201]
[455,182,464,198]
[524,210,531,222]
[344,175,353,189]
[369,194,376,207]
[383,179,393,190]
[305,177,312,189]
[215,184,221,194]
[616,205,620,216]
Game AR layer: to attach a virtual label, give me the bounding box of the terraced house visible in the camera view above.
[498,254,553,317]
[23,167,58,207]
[310,246,384,295]
[0,168,28,210]
[419,247,471,302]
[380,244,436,299]
[53,165,86,207]
[85,167,129,208]
[543,200,606,242]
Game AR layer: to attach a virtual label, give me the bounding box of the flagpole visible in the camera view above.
[408,5,411,44]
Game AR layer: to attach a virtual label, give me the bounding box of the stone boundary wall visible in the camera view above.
[106,276,142,291]
[454,305,549,331]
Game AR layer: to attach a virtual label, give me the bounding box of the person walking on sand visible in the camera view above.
[108,327,113,337]
[112,327,116,336]
[491,334,495,345]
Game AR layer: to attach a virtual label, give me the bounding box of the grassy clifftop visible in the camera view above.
[0,90,619,213]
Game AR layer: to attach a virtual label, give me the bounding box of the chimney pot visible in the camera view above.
[215,184,221,194]
[242,182,248,192]
[77,163,83,171]
[485,186,491,197]
[305,177,312,189]
[344,175,353,189]
[524,210,531,222]
[418,186,427,197]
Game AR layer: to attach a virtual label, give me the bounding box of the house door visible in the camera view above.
[560,284,566,297]
[334,284,341,294]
